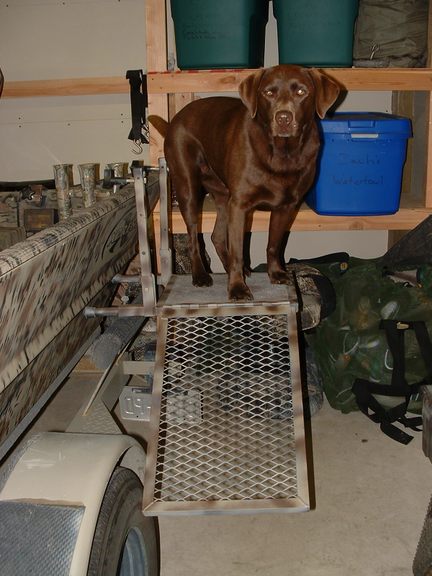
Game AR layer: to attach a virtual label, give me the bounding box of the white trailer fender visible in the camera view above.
[0,431,146,576]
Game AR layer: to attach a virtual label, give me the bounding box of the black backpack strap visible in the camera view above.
[412,321,432,380]
[126,70,149,150]
[352,320,427,444]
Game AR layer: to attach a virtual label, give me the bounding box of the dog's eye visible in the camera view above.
[296,88,306,96]
[263,89,275,98]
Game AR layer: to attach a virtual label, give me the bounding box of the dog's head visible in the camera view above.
[239,65,340,138]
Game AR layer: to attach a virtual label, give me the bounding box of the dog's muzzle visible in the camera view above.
[273,109,298,137]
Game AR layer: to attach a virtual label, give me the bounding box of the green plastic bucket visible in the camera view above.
[170,0,269,70]
[273,0,359,67]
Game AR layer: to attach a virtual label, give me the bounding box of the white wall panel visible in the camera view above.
[0,0,146,80]
[0,94,149,180]
[0,0,148,180]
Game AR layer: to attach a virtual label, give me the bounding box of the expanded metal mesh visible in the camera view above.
[150,312,301,509]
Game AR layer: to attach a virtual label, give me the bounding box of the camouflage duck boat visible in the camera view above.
[0,184,138,456]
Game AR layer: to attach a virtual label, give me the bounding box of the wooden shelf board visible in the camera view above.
[2,77,129,98]
[147,68,432,94]
[3,68,432,99]
[153,205,432,234]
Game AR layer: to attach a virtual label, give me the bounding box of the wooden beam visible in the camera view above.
[153,205,432,235]
[147,68,432,94]
[146,0,169,164]
[424,93,432,208]
[168,93,196,120]
[3,69,431,100]
[2,77,128,98]
[424,0,432,207]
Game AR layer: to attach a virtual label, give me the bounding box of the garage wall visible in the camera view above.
[0,0,149,183]
[0,1,389,260]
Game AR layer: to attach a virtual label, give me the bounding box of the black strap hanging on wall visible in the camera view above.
[126,70,149,153]
[352,319,431,444]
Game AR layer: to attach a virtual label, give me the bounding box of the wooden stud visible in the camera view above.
[146,0,169,165]
[424,2,432,207]
[168,93,196,120]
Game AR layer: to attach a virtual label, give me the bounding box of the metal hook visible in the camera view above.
[132,139,143,155]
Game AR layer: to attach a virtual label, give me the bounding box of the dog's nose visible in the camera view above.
[275,110,294,127]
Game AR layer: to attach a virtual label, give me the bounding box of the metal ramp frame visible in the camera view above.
[142,274,310,516]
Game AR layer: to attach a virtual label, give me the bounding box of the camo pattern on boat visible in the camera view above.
[0,287,111,444]
[0,186,138,446]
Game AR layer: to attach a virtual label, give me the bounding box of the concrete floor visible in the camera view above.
[24,365,432,576]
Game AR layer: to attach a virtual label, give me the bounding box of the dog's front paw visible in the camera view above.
[192,272,213,287]
[228,282,253,301]
[269,270,291,285]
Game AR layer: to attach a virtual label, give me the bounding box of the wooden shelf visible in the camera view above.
[154,200,432,234]
[146,66,432,223]
[4,67,431,99]
[2,76,129,98]
[147,68,432,94]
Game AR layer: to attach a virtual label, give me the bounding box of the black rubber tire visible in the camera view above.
[87,467,159,576]
[413,492,432,576]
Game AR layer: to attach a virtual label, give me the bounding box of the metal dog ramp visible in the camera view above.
[143,274,310,515]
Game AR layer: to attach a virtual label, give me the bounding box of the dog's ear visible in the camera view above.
[239,68,266,118]
[308,69,341,119]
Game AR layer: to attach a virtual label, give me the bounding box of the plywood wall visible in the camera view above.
[0,0,149,181]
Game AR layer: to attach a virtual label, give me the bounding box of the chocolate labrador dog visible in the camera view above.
[149,64,340,301]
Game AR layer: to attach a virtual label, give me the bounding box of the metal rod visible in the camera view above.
[159,157,172,287]
[83,306,148,318]
[133,167,157,316]
[112,274,141,284]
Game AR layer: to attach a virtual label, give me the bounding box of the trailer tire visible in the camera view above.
[87,466,159,576]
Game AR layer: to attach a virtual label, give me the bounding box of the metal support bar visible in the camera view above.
[83,306,148,318]
[83,166,160,319]
[102,168,134,189]
[159,158,172,287]
[134,167,157,316]
[112,274,141,284]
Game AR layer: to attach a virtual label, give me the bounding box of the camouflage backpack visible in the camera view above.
[304,255,432,444]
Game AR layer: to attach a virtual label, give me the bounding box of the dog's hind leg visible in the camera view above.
[172,173,213,288]
[200,171,230,273]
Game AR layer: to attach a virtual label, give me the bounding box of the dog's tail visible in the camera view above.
[148,115,169,138]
